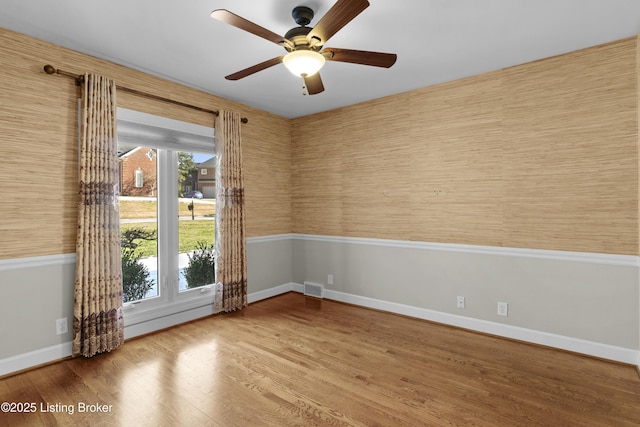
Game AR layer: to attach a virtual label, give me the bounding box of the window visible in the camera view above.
[117,108,215,325]
[135,168,143,187]
[121,151,158,302]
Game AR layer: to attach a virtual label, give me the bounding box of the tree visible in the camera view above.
[121,227,156,251]
[178,152,196,197]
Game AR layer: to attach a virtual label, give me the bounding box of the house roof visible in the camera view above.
[197,157,216,168]
[118,146,156,160]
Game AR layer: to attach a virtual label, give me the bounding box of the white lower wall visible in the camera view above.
[247,234,294,293]
[291,234,640,363]
[2,234,639,376]
[319,287,639,364]
[0,235,293,377]
[0,255,76,361]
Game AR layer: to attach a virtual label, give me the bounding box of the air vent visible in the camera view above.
[303,281,324,298]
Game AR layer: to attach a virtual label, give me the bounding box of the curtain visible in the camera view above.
[72,73,124,357]
[215,110,248,312]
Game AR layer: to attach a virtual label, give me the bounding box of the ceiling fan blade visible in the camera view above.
[304,73,325,95]
[211,9,291,46]
[225,57,283,80]
[307,0,369,46]
[323,48,397,68]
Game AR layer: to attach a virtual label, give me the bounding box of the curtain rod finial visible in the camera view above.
[43,64,56,75]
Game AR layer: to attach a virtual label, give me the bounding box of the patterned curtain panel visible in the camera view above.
[73,73,125,357]
[215,110,248,312]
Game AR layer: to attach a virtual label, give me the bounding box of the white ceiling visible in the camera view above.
[2,0,640,119]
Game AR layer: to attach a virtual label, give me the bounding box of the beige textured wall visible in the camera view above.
[0,28,292,260]
[292,37,639,255]
[1,28,638,258]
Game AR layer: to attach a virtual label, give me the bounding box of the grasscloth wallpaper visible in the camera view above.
[292,37,639,255]
[0,28,291,260]
[1,29,638,259]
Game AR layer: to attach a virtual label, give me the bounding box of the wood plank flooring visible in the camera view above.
[1,292,639,426]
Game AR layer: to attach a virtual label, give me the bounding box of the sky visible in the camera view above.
[194,154,214,164]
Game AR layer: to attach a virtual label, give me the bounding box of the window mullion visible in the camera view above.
[157,149,179,302]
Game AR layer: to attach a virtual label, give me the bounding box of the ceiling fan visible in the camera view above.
[210,0,397,95]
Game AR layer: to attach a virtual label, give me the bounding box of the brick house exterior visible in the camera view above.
[119,147,157,196]
[196,156,216,198]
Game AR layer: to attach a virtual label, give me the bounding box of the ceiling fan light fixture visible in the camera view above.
[283,50,326,77]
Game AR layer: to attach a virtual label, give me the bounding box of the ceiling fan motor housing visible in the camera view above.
[284,26,314,50]
[291,6,314,26]
[285,6,319,52]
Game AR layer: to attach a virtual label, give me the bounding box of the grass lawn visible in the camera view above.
[121,220,215,258]
[120,199,215,219]
[120,197,215,257]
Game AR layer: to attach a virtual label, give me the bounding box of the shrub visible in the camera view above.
[183,241,216,288]
[121,227,156,251]
[121,247,154,302]
[120,225,156,303]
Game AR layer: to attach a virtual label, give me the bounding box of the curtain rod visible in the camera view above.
[43,65,248,124]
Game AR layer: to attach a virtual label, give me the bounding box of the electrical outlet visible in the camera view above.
[327,274,333,285]
[56,317,68,335]
[497,302,508,317]
[456,296,465,309]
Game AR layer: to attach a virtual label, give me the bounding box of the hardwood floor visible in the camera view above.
[1,292,639,426]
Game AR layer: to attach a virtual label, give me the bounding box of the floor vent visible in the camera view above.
[303,282,324,298]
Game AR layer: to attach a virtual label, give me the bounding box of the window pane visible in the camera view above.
[178,151,215,291]
[118,145,159,302]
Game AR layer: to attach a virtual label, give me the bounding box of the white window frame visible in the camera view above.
[117,108,216,328]
[134,168,143,187]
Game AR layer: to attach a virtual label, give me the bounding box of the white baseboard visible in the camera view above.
[312,287,639,365]
[248,283,302,303]
[124,304,217,340]
[0,283,299,377]
[3,283,637,377]
[0,342,73,377]
[125,283,304,339]
[251,281,639,366]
